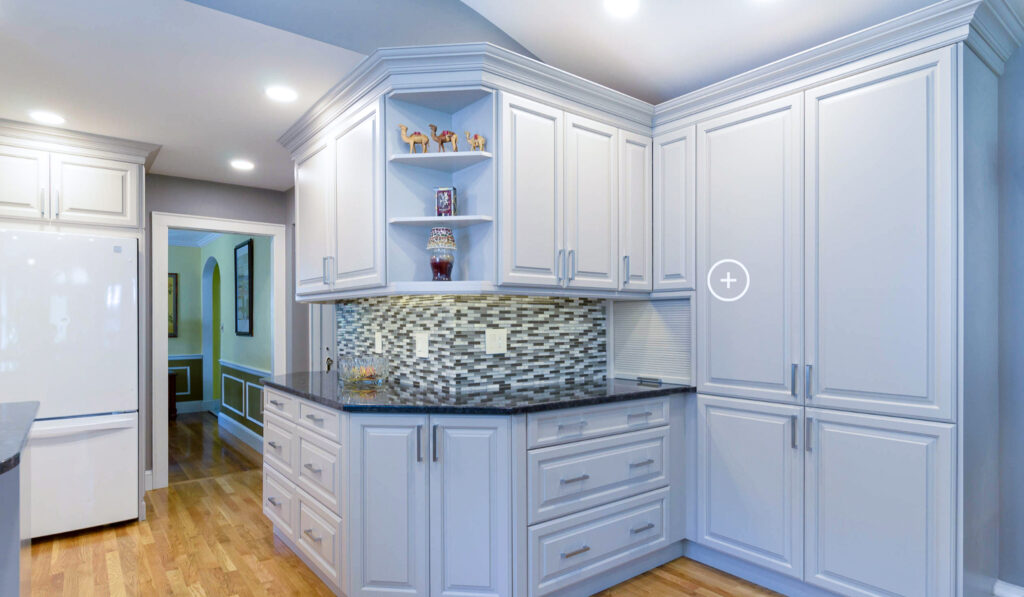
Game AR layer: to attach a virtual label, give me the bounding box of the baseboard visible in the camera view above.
[996,580,1024,597]
[176,399,219,414]
[682,541,834,597]
[217,412,263,454]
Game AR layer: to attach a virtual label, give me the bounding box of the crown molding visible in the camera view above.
[0,118,161,168]
[966,0,1024,74]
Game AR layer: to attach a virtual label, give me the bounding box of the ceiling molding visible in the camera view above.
[0,118,161,168]
[966,0,1024,74]
[168,230,222,247]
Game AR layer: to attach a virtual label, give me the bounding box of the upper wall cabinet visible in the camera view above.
[803,47,955,421]
[619,132,653,291]
[652,127,695,291]
[0,145,49,220]
[295,140,334,297]
[564,113,618,290]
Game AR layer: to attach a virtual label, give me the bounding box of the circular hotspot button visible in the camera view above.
[707,259,750,302]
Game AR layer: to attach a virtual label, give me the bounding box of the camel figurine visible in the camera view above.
[465,131,486,152]
[399,124,429,153]
[428,124,458,152]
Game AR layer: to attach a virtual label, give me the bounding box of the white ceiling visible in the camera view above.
[0,0,363,190]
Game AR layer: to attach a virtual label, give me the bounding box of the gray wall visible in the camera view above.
[999,48,1024,586]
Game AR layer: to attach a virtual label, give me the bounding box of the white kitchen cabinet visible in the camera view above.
[563,113,618,290]
[294,140,333,296]
[804,48,955,421]
[696,395,803,578]
[499,92,564,288]
[50,153,139,227]
[652,126,695,291]
[804,408,954,597]
[429,416,511,597]
[618,131,652,291]
[696,95,803,404]
[0,145,49,220]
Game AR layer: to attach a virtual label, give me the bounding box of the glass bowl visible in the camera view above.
[339,356,389,388]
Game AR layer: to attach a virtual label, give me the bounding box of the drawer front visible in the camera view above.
[264,388,298,421]
[263,466,297,540]
[529,488,669,596]
[264,413,297,479]
[528,426,669,524]
[527,397,669,448]
[296,487,342,587]
[296,426,342,515]
[298,400,342,443]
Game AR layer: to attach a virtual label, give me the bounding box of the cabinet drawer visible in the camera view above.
[296,426,342,515]
[529,488,669,596]
[527,397,669,448]
[298,400,342,443]
[296,487,342,588]
[529,426,669,524]
[264,413,297,479]
[264,388,298,421]
[263,465,297,540]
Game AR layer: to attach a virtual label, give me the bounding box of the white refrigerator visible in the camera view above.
[0,229,139,537]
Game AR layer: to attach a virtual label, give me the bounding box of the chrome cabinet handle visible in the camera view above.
[267,496,281,507]
[556,249,565,283]
[304,463,322,474]
[791,364,798,397]
[806,417,814,452]
[790,415,798,449]
[557,420,587,432]
[416,425,423,462]
[432,424,440,462]
[630,523,655,535]
[322,257,328,285]
[561,545,590,559]
[269,399,284,408]
[623,255,630,285]
[40,188,45,217]
[569,249,577,281]
[54,189,60,217]
[303,529,322,543]
[560,473,590,485]
[305,413,324,423]
[627,411,653,422]
[268,440,281,450]
[805,364,813,400]
[629,458,655,468]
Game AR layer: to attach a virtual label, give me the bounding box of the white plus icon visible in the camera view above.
[720,271,737,289]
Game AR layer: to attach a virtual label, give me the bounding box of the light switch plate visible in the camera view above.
[374,331,383,354]
[485,328,508,355]
[414,332,429,358]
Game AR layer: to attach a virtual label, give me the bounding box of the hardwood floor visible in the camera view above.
[167,412,261,484]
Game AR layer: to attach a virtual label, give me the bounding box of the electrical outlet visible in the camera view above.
[414,331,429,358]
[485,328,508,355]
[374,331,383,354]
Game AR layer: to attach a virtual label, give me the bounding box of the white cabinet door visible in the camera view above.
[696,96,803,403]
[429,416,511,597]
[295,141,333,296]
[804,48,955,421]
[0,145,48,221]
[696,395,803,578]
[350,415,429,597]
[50,153,139,227]
[333,102,386,291]
[652,126,695,291]
[618,131,652,291]
[804,408,954,597]
[564,113,618,290]
[499,93,564,288]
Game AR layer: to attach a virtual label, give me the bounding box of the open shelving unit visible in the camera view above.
[387,151,492,172]
[388,215,494,227]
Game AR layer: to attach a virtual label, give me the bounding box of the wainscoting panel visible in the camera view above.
[219,360,269,437]
[168,354,203,403]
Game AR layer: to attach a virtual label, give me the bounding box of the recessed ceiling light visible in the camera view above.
[29,110,65,125]
[230,159,255,171]
[604,0,639,18]
[265,85,298,103]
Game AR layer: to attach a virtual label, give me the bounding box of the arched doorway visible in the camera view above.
[201,257,221,406]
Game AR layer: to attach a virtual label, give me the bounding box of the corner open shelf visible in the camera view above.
[388,151,492,172]
[388,215,493,228]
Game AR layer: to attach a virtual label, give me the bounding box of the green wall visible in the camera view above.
[168,246,202,356]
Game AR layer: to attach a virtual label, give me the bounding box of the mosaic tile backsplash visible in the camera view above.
[336,295,607,393]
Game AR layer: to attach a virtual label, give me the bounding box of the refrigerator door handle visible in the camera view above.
[30,414,137,440]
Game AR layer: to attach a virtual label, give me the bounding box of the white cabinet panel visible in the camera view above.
[804,48,955,421]
[696,395,803,578]
[653,126,695,291]
[334,103,386,291]
[350,415,429,596]
[696,96,803,403]
[429,416,511,597]
[295,141,333,296]
[804,409,954,597]
[619,131,653,291]
[564,113,618,290]
[499,93,563,287]
[50,153,139,227]
[0,145,48,220]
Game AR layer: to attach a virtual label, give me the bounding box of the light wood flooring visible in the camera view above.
[31,411,777,596]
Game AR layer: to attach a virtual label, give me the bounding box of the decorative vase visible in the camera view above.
[427,227,456,281]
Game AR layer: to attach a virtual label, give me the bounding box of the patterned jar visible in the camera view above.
[427,227,457,281]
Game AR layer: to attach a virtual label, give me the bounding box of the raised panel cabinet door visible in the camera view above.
[564,113,618,290]
[652,126,695,291]
[618,131,653,291]
[429,416,511,597]
[804,47,955,421]
[696,95,803,403]
[0,145,49,220]
[50,153,139,227]
[334,102,386,291]
[696,395,803,578]
[499,92,564,288]
[804,408,954,597]
[349,414,429,596]
[294,141,333,296]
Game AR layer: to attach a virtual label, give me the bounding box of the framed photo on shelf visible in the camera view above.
[435,187,457,216]
[234,239,254,336]
[168,273,179,338]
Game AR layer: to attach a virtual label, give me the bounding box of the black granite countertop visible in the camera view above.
[262,372,693,415]
[0,402,38,475]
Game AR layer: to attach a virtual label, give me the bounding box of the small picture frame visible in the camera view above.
[234,239,254,336]
[168,273,179,338]
[435,187,457,217]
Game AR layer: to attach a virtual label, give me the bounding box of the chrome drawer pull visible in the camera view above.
[629,458,655,468]
[627,411,653,421]
[268,441,281,450]
[305,413,324,423]
[269,399,285,408]
[630,523,655,535]
[304,463,322,474]
[303,528,322,543]
[267,497,281,507]
[557,420,587,431]
[561,545,590,559]
[560,474,590,485]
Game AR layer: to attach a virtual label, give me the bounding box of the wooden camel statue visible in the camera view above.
[465,131,486,152]
[399,124,429,153]
[428,124,458,152]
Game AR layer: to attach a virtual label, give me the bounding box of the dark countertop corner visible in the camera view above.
[0,401,38,475]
